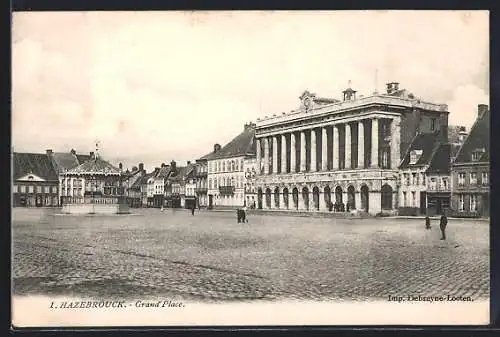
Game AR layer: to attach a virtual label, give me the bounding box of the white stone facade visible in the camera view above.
[207,156,246,207]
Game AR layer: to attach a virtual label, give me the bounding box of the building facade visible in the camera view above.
[12,149,91,207]
[253,83,449,215]
[244,157,258,208]
[194,159,208,208]
[203,123,256,209]
[451,104,490,218]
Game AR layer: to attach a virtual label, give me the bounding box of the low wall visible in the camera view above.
[61,203,130,214]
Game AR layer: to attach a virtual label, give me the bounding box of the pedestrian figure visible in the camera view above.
[425,216,431,230]
[191,203,195,216]
[242,205,248,223]
[439,214,448,240]
[346,202,350,212]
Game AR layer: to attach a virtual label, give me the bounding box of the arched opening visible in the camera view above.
[265,188,272,209]
[335,186,343,211]
[361,185,369,212]
[302,187,310,210]
[292,188,299,210]
[283,188,289,209]
[324,186,332,211]
[274,187,280,209]
[381,184,393,210]
[257,188,263,209]
[312,186,320,210]
[347,185,356,210]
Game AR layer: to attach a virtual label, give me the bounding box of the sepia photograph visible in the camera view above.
[11,10,490,326]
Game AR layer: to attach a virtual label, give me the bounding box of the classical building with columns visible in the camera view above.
[253,82,449,215]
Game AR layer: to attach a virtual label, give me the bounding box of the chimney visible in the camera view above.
[170,160,177,173]
[119,163,123,170]
[214,143,221,153]
[458,126,468,145]
[89,151,94,158]
[139,163,144,172]
[46,149,53,155]
[478,104,488,119]
[187,161,191,165]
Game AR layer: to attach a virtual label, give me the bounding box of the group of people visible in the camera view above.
[425,215,448,240]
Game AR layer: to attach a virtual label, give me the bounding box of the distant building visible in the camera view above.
[194,158,208,208]
[203,123,256,209]
[124,163,146,208]
[450,104,490,218]
[168,162,196,209]
[59,152,129,214]
[244,157,257,208]
[12,149,90,207]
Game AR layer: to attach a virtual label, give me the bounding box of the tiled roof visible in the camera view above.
[155,165,172,179]
[426,143,451,174]
[76,154,91,164]
[203,127,256,160]
[453,108,490,164]
[65,156,121,175]
[51,152,80,173]
[170,164,195,182]
[399,132,441,169]
[132,171,155,187]
[13,153,58,181]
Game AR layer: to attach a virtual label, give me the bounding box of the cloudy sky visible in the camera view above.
[12,11,489,171]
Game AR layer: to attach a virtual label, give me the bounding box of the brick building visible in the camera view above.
[450,104,490,218]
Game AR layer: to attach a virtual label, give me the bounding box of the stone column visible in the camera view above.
[355,190,361,210]
[281,134,287,173]
[321,127,328,171]
[256,139,261,175]
[298,188,305,210]
[390,117,401,170]
[272,136,278,174]
[300,131,306,172]
[263,138,270,174]
[345,123,352,169]
[81,177,86,197]
[371,118,379,168]
[332,125,339,170]
[309,191,315,211]
[358,121,365,169]
[270,191,275,209]
[70,177,74,197]
[310,129,317,172]
[290,133,296,173]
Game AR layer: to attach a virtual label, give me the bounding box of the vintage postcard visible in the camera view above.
[11,10,490,327]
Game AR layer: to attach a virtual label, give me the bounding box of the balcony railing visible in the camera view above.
[196,171,208,178]
[195,187,208,194]
[219,186,235,196]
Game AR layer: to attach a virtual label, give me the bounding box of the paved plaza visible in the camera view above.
[12,208,489,302]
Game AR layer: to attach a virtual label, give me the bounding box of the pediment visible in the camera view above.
[17,173,46,182]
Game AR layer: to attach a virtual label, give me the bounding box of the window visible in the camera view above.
[442,177,449,190]
[208,179,212,189]
[470,172,477,185]
[415,173,420,185]
[411,173,417,185]
[482,172,488,186]
[430,118,437,131]
[403,192,407,207]
[459,194,465,211]
[381,150,389,169]
[421,173,426,186]
[28,186,34,193]
[458,173,466,187]
[409,150,423,165]
[20,185,26,193]
[381,185,393,210]
[411,191,416,207]
[36,185,42,193]
[44,186,50,193]
[235,160,239,171]
[405,173,410,186]
[13,184,18,193]
[430,178,437,190]
[470,194,478,212]
[240,160,244,170]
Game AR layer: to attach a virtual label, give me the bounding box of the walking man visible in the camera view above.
[439,214,448,240]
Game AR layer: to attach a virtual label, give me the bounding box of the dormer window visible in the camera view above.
[409,150,423,165]
[471,148,485,161]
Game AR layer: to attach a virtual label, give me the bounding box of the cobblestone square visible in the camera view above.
[12,208,489,302]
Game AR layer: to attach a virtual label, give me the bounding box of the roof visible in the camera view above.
[399,132,441,169]
[65,156,121,175]
[426,143,452,174]
[76,154,91,164]
[13,153,58,181]
[132,171,155,188]
[51,152,80,172]
[155,165,172,179]
[454,108,490,164]
[202,127,256,160]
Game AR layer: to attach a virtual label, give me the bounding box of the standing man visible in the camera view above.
[439,214,448,240]
[191,203,195,216]
[425,216,431,230]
